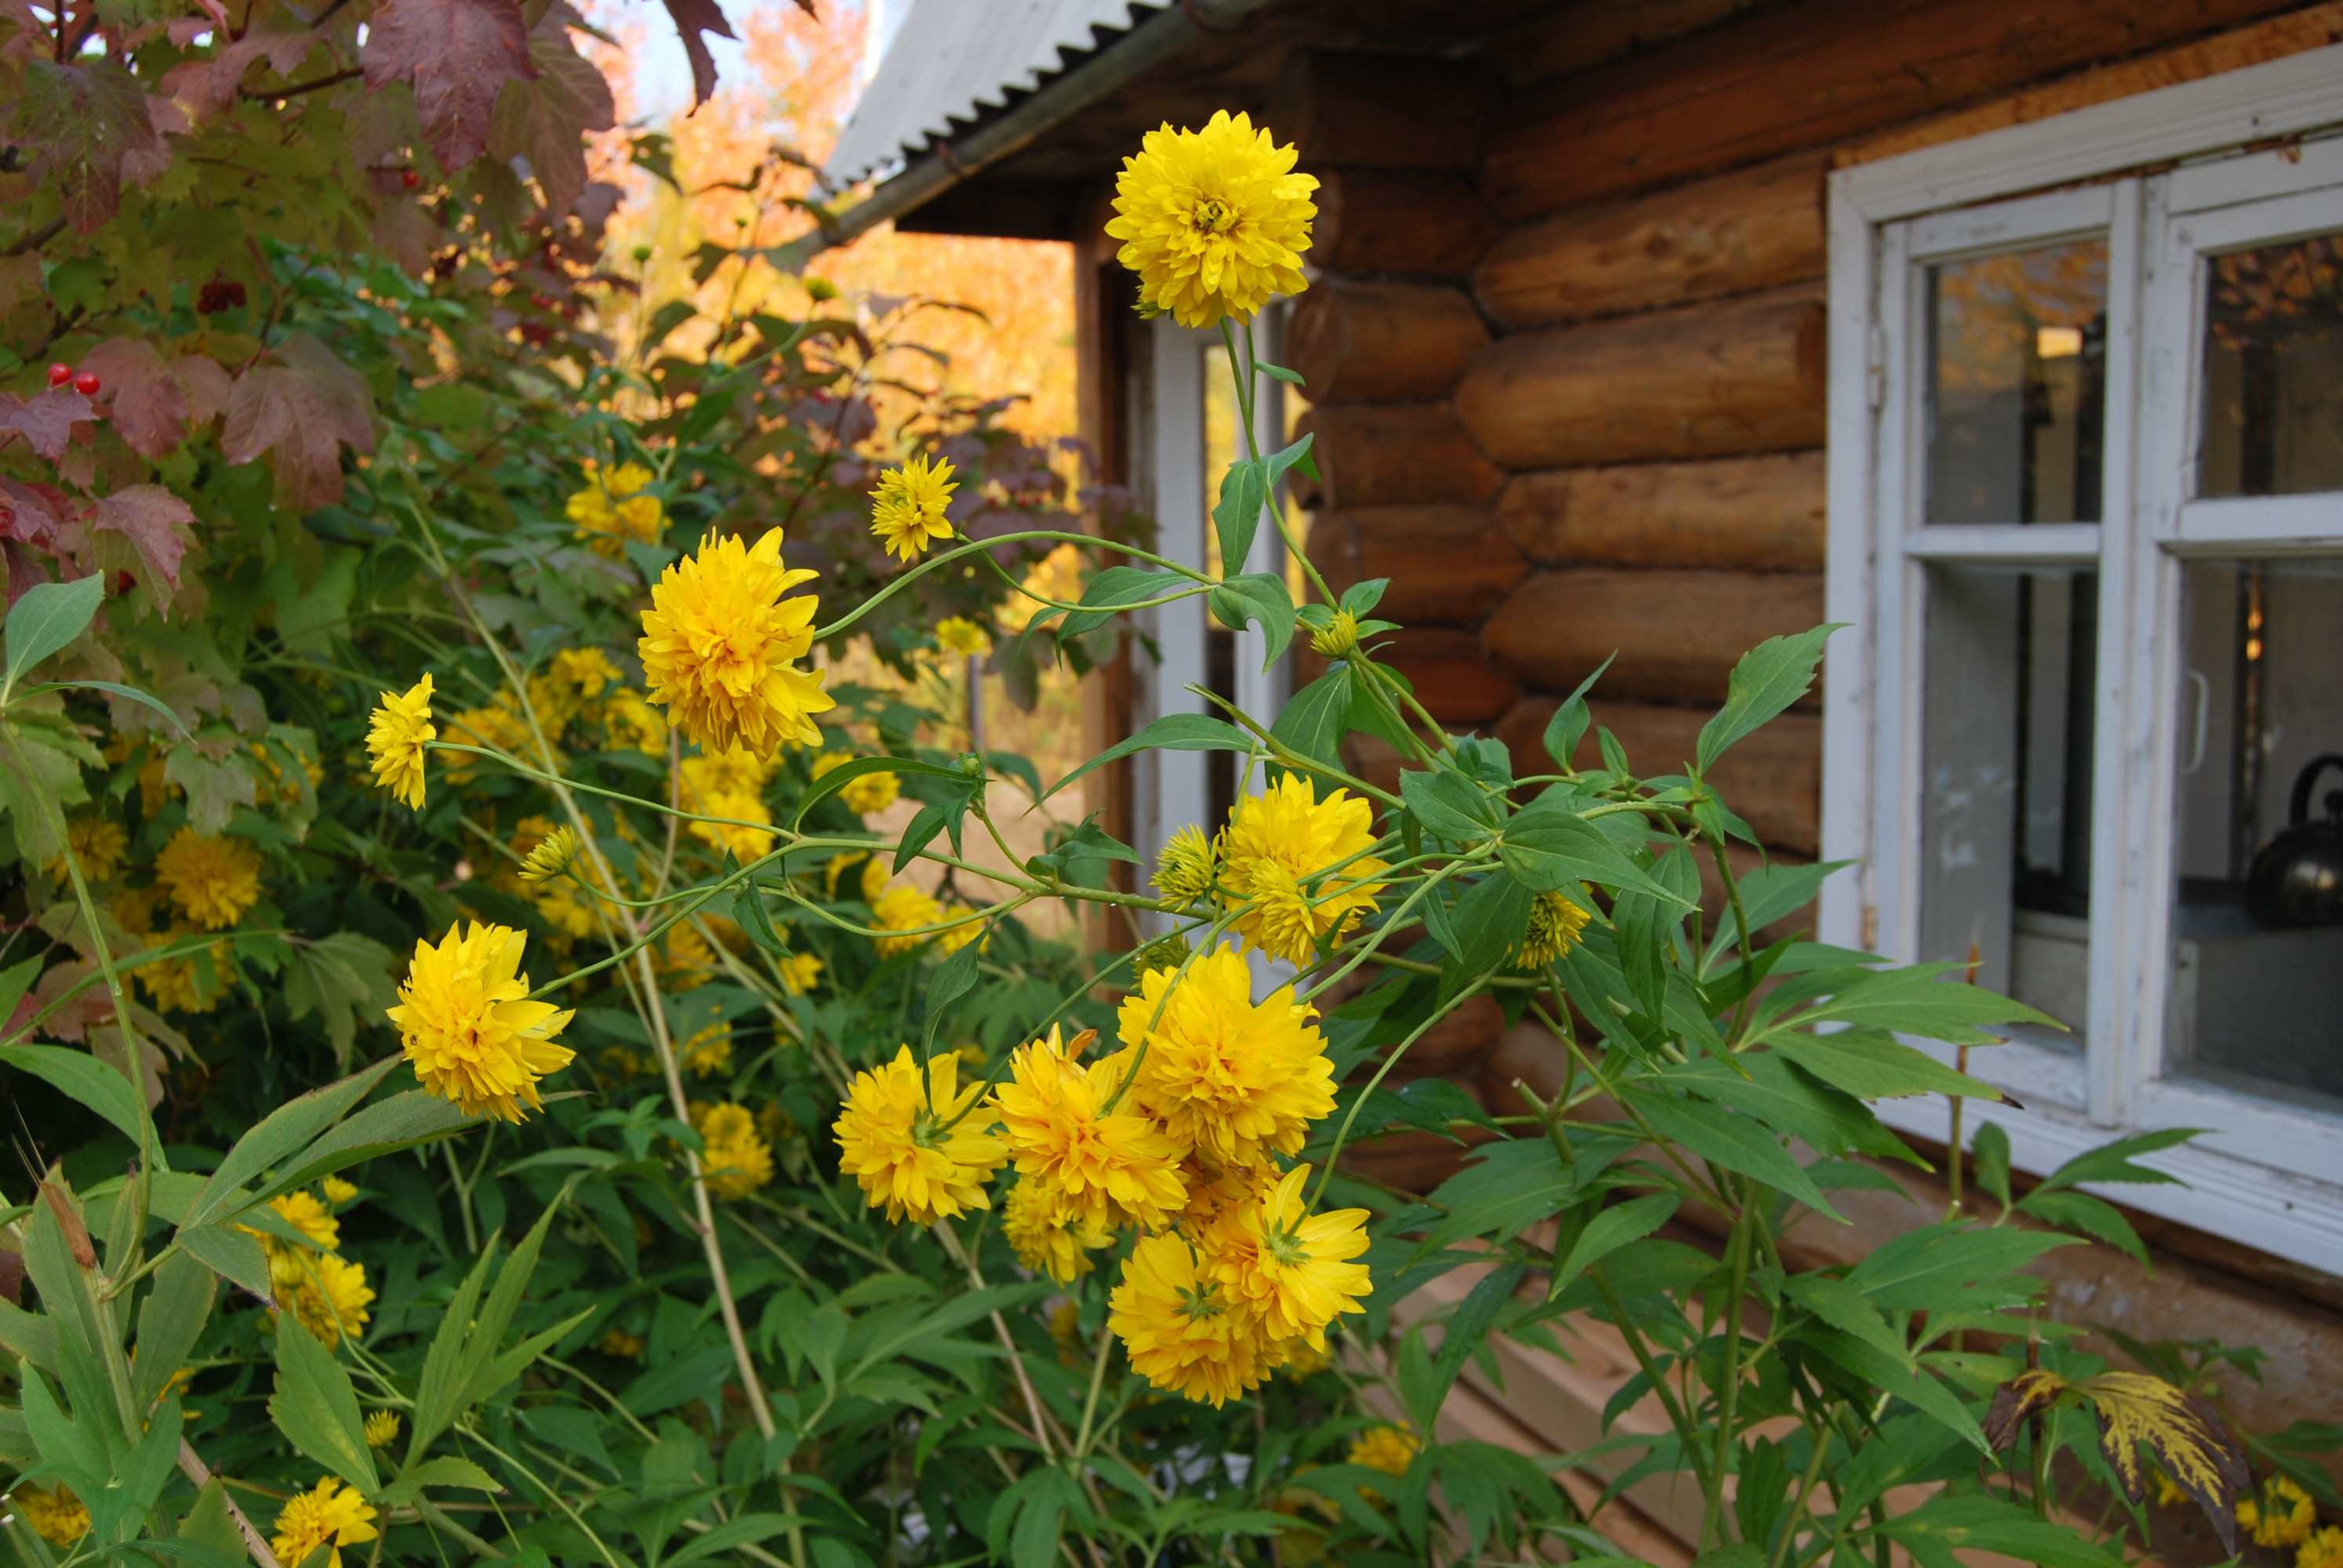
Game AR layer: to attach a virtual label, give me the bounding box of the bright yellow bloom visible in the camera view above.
[834,1046,1008,1225]
[155,829,265,931]
[13,1481,89,1544]
[1310,608,1360,659]
[1278,1337,1331,1377]
[1518,888,1591,970]
[568,459,665,557]
[1110,1232,1270,1407]
[1153,824,1219,909]
[363,1410,401,1448]
[659,921,717,992]
[870,456,957,564]
[994,1026,1186,1230]
[1003,1174,1110,1283]
[2301,1526,2343,1568]
[933,905,983,957]
[1175,1156,1266,1230]
[271,1476,379,1568]
[136,930,230,1014]
[278,1252,375,1345]
[682,1022,733,1076]
[1106,110,1317,331]
[816,753,902,816]
[640,528,834,757]
[694,1102,774,1199]
[387,922,576,1123]
[365,673,436,810]
[934,616,991,659]
[2241,1475,2316,1548]
[1347,1424,1420,1478]
[548,647,621,702]
[778,951,823,995]
[323,1176,359,1205]
[601,687,669,755]
[518,825,579,884]
[1220,775,1387,966]
[268,1189,340,1252]
[48,814,128,883]
[872,884,946,957]
[1203,1163,1370,1348]
[681,750,778,862]
[1110,946,1335,1166]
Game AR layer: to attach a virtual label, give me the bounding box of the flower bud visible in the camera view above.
[518,825,579,884]
[1310,608,1359,659]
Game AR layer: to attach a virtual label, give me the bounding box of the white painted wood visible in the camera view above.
[1898,524,2101,562]
[1229,310,1293,728]
[1905,185,2112,261]
[1818,184,1880,954]
[2167,130,2343,216]
[2175,495,2343,548]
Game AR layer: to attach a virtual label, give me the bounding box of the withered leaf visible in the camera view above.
[0,386,96,463]
[92,485,198,596]
[487,2,616,220]
[363,0,538,171]
[2077,1371,2248,1555]
[221,333,376,512]
[1982,1367,2066,1453]
[661,0,735,108]
[9,59,162,233]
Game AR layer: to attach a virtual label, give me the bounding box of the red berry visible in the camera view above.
[401,169,421,189]
[114,571,136,595]
[74,372,100,396]
[47,363,71,387]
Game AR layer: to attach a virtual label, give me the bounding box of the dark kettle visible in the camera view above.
[2247,753,2343,927]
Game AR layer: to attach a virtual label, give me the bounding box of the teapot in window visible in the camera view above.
[2247,754,2343,927]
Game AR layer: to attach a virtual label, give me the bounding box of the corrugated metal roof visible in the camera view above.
[825,0,1156,187]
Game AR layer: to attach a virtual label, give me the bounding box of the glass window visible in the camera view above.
[2167,557,2343,1103]
[1926,241,2109,524]
[1919,564,2098,1040]
[2199,231,2343,497]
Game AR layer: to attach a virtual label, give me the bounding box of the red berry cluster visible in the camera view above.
[48,364,99,395]
[197,278,248,314]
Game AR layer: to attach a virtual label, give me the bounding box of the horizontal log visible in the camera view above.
[1476,151,1825,328]
[1455,286,1825,469]
[1292,403,1505,510]
[1317,169,1506,275]
[1494,695,1821,855]
[1486,0,1760,88]
[1268,49,1495,171]
[1480,0,2305,217]
[1497,451,1825,570]
[1375,627,1520,728]
[1318,504,1526,625]
[1483,567,1825,704]
[1289,280,1491,404]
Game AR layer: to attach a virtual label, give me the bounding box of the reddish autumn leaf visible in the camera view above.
[91,485,198,596]
[661,0,736,108]
[0,386,96,463]
[362,0,537,172]
[0,478,66,543]
[78,339,233,459]
[165,24,326,124]
[221,333,376,512]
[487,2,616,220]
[9,60,164,234]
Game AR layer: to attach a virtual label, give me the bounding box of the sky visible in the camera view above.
[630,0,910,132]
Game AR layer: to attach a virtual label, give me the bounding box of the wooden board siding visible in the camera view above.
[1288,279,1490,402]
[1289,402,1505,509]
[1317,504,1527,624]
[1497,451,1826,570]
[1482,567,1827,705]
[1313,169,1505,275]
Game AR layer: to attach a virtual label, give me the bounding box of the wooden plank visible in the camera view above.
[1455,286,1825,470]
[1378,626,1521,727]
[1288,279,1491,403]
[1291,402,1505,510]
[1478,0,2308,218]
[1267,49,1495,171]
[1318,503,1526,625]
[1483,566,1825,705]
[1316,168,1505,275]
[1498,450,1826,571]
[1475,151,1826,328]
[1484,0,1761,89]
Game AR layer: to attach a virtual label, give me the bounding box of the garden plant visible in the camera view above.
[1,4,2339,1563]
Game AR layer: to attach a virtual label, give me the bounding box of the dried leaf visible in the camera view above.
[362,0,538,170]
[1983,1367,2066,1452]
[487,2,615,218]
[0,387,96,463]
[8,60,162,232]
[91,485,198,595]
[660,0,734,107]
[2077,1371,2248,1555]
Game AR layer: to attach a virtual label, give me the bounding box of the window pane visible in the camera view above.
[2167,558,2343,1102]
[2199,233,2343,497]
[1925,241,2108,524]
[1920,565,2098,1040]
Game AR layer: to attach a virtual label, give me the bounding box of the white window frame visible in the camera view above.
[1823,45,2343,1272]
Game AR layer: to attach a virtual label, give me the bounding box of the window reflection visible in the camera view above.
[2200,232,2343,497]
[1926,241,2108,524]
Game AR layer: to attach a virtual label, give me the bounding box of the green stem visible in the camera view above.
[1705,1188,1756,1548]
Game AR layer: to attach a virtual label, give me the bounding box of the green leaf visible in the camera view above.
[1548,1192,1679,1298]
[1255,361,1306,386]
[1696,624,1844,775]
[1400,766,1499,844]
[1411,1261,1525,1434]
[187,1057,403,1229]
[2032,1127,2199,1193]
[1208,572,1296,668]
[270,1318,380,1496]
[1500,799,1689,906]
[1042,713,1251,803]
[4,572,106,692]
[1971,1120,2013,1207]
[732,876,786,954]
[376,1456,504,1508]
[1708,860,1853,957]
[1807,1330,1988,1452]
[267,1089,481,1196]
[1867,1491,2124,1568]
[281,932,399,1071]
[1765,1027,2007,1102]
[1676,1054,1915,1164]
[0,1044,145,1145]
[175,1223,274,1301]
[1540,653,1615,770]
[0,953,42,1027]
[1784,1273,1910,1363]
[1760,964,2061,1047]
[1622,1090,1840,1220]
[1443,869,1535,985]
[1211,457,1268,586]
[31,679,191,739]
[1269,666,1353,775]
[788,754,962,827]
[132,1250,216,1411]
[1059,564,1179,639]
[667,1515,812,1568]
[1843,1223,2077,1314]
[2016,1189,2149,1269]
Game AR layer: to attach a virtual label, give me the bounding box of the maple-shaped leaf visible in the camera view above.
[164,23,325,123]
[0,386,96,463]
[363,0,537,171]
[9,60,165,233]
[487,2,615,219]
[221,333,376,512]
[0,478,67,544]
[91,486,198,596]
[79,339,234,459]
[661,0,735,107]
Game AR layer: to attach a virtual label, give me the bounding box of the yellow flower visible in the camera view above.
[601,687,669,755]
[518,825,579,884]
[694,1102,774,1199]
[681,753,779,862]
[994,1026,1186,1230]
[934,616,991,659]
[1278,1337,1331,1378]
[870,456,957,564]
[1202,1163,1370,1348]
[660,922,717,992]
[872,884,946,957]
[834,1045,1008,1225]
[568,459,664,558]
[47,814,128,883]
[682,1022,734,1077]
[598,1327,645,1357]
[271,1476,379,1568]
[1517,888,1591,970]
[2301,1526,2343,1568]
[1106,110,1317,331]
[268,1190,340,1252]
[278,1252,375,1345]
[155,829,265,931]
[323,1176,359,1205]
[1110,945,1335,1166]
[816,753,903,816]
[548,647,621,702]
[12,1480,89,1544]
[1152,824,1219,909]
[137,930,231,1014]
[1346,1424,1420,1478]
[387,922,576,1123]
[778,951,823,995]
[1310,608,1360,659]
[363,1410,401,1448]
[2241,1475,2317,1548]
[365,673,436,810]
[1109,1232,1270,1407]
[1003,1174,1111,1283]
[1220,775,1387,966]
[639,528,834,757]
